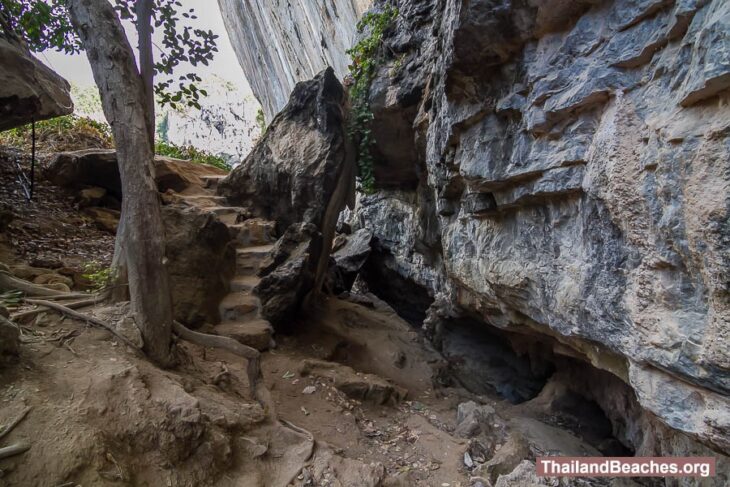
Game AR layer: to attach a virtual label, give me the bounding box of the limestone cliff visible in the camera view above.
[221,0,730,466]
[217,0,371,120]
[349,0,730,460]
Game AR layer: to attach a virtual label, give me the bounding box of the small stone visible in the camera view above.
[302,385,316,394]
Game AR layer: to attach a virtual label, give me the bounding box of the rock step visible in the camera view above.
[207,206,249,225]
[236,244,275,259]
[230,275,260,293]
[219,293,260,321]
[228,219,277,246]
[235,244,274,275]
[179,194,227,208]
[201,174,227,189]
[214,319,273,351]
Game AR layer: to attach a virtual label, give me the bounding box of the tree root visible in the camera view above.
[0,443,30,460]
[172,321,261,397]
[11,296,103,321]
[0,271,73,298]
[0,407,31,441]
[22,298,139,351]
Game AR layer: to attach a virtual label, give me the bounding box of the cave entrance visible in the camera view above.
[437,317,638,456]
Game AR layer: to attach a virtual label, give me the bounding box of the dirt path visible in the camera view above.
[0,153,639,486]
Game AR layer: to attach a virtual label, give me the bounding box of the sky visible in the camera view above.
[39,0,249,91]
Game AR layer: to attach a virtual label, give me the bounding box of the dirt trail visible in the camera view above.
[1,154,636,486]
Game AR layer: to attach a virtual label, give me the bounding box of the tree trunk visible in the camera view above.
[136,0,155,145]
[68,0,174,366]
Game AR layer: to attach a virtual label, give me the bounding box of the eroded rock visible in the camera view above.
[224,68,355,326]
[299,358,407,406]
[336,0,730,460]
[45,149,228,199]
[162,204,235,326]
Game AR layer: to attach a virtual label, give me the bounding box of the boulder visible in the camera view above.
[162,204,235,326]
[82,206,120,233]
[299,359,406,406]
[218,67,352,232]
[455,401,497,439]
[254,223,320,326]
[327,228,373,294]
[0,314,20,365]
[0,13,73,131]
[33,273,73,289]
[45,149,228,199]
[223,68,355,325]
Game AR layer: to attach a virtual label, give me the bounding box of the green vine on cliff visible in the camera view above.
[346,5,398,194]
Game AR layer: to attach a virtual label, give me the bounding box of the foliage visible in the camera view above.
[70,84,103,116]
[345,5,398,194]
[0,290,22,310]
[0,0,80,53]
[82,262,117,292]
[0,115,113,152]
[255,108,266,134]
[0,0,217,109]
[154,140,231,172]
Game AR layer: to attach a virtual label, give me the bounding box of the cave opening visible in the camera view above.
[353,249,639,457]
[436,318,640,456]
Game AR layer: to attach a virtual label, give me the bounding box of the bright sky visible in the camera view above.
[39,0,248,91]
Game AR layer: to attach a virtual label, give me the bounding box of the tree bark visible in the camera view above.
[68,0,174,366]
[136,0,155,145]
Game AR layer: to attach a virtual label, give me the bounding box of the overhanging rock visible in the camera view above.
[0,13,73,131]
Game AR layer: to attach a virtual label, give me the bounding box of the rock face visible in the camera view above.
[162,205,235,326]
[217,0,372,120]
[0,13,73,130]
[339,0,730,461]
[220,68,355,325]
[159,77,262,164]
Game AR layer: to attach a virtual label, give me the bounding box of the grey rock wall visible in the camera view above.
[348,0,730,459]
[217,0,371,120]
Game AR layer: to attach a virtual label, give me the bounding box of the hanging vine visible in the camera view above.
[346,5,398,194]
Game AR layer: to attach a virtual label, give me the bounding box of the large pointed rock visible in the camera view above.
[218,67,353,233]
[221,68,355,326]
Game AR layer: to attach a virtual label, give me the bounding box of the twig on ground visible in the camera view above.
[0,406,31,440]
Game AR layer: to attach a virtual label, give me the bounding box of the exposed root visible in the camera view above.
[172,321,261,397]
[0,407,31,441]
[281,419,315,461]
[11,296,104,321]
[0,271,73,297]
[22,298,140,351]
[0,443,30,460]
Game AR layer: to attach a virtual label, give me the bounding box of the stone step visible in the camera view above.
[207,206,249,225]
[230,275,260,293]
[219,293,260,321]
[202,174,227,189]
[235,244,274,275]
[228,218,277,246]
[214,319,274,351]
[180,194,227,208]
